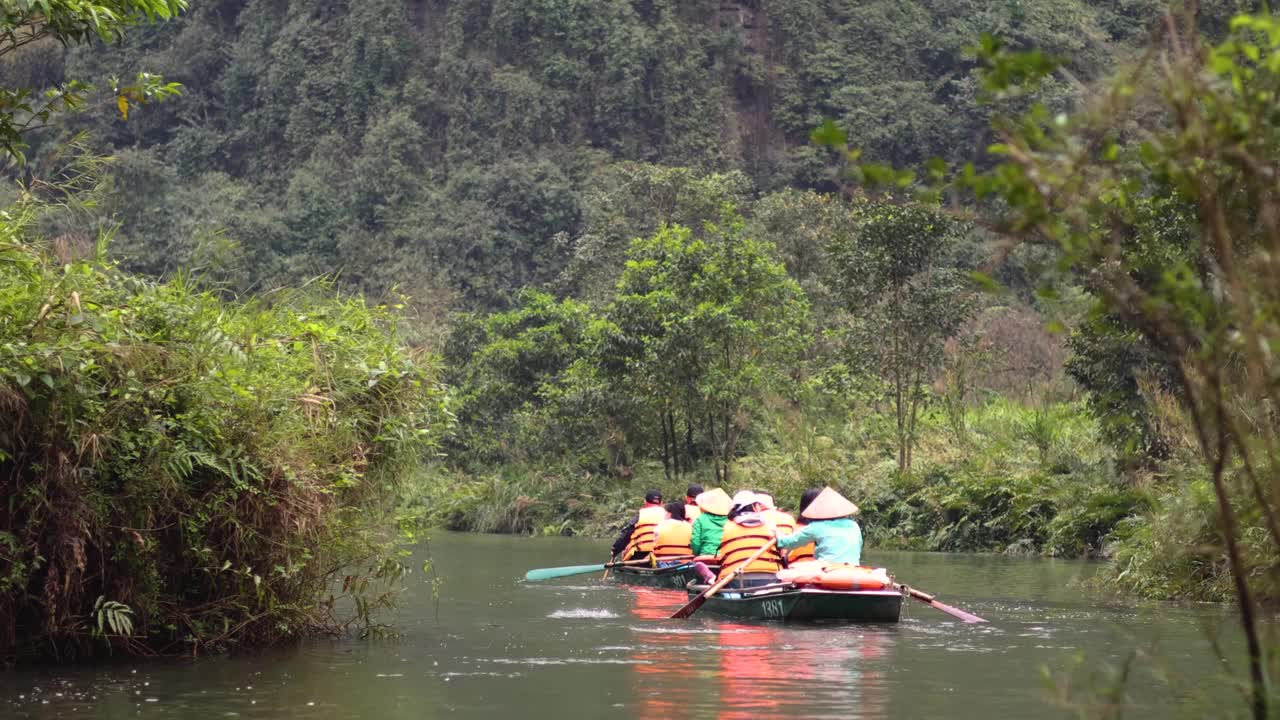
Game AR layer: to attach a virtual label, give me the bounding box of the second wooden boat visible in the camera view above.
[610,562,713,590]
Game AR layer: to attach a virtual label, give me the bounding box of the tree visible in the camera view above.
[609,219,810,484]
[0,0,184,162]
[746,188,859,324]
[828,202,975,475]
[971,13,1280,717]
[443,290,596,465]
[561,163,754,304]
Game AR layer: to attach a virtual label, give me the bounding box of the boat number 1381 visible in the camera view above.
[761,598,786,618]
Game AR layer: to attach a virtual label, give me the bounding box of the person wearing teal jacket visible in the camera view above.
[689,488,730,556]
[775,487,863,564]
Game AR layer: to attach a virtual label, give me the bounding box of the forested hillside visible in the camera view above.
[13,0,1174,309]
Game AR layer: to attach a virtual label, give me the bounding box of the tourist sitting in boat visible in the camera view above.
[689,487,731,559]
[610,489,667,561]
[756,493,797,536]
[775,487,862,565]
[693,490,784,588]
[785,488,822,564]
[651,501,693,565]
[684,483,704,522]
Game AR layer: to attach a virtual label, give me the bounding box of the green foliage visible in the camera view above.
[560,163,753,303]
[1064,313,1177,463]
[609,220,811,483]
[966,11,1280,715]
[444,290,594,465]
[0,187,448,659]
[0,0,184,161]
[14,0,1151,307]
[828,201,976,474]
[92,596,134,639]
[424,396,1138,558]
[445,215,810,483]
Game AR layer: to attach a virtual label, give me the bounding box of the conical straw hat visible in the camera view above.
[695,488,731,516]
[800,487,858,520]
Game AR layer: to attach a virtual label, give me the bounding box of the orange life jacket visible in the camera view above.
[715,518,782,580]
[787,520,816,564]
[652,518,693,558]
[684,503,701,522]
[623,505,668,558]
[763,509,797,535]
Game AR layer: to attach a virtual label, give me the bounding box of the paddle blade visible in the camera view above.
[524,563,606,582]
[669,593,707,619]
[927,598,987,624]
[903,586,987,623]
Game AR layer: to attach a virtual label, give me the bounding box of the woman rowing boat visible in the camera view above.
[775,487,862,564]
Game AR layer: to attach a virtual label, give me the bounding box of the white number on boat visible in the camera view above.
[761,598,786,618]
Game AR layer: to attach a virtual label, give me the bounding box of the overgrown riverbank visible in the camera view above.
[0,204,448,660]
[413,397,1142,558]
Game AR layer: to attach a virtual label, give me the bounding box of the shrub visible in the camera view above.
[0,204,448,660]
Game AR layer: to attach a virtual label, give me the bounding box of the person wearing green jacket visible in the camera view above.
[689,488,731,556]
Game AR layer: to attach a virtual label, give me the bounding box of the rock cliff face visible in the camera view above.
[719,1,783,180]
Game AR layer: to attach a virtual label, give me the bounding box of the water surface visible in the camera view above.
[1,532,1241,718]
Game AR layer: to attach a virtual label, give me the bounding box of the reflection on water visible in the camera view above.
[712,620,893,719]
[628,586,695,718]
[0,532,1244,719]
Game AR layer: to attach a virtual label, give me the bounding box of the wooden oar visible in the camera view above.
[525,555,694,582]
[897,583,987,623]
[670,538,778,619]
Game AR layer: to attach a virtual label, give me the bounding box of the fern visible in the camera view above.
[93,596,134,638]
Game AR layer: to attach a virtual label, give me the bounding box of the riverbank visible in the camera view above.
[413,395,1263,604]
[0,231,448,661]
[411,397,1142,557]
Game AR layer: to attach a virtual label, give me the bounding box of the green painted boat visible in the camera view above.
[610,562,711,590]
[686,582,903,622]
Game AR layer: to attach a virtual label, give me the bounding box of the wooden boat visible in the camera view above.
[610,561,713,590]
[685,582,903,622]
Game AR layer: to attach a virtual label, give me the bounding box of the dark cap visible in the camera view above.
[685,484,704,498]
[644,489,663,503]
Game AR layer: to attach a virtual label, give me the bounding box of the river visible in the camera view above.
[1,532,1241,718]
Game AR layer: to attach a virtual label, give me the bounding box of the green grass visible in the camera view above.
[412,397,1141,558]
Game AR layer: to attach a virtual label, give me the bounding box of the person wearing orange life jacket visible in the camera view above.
[755,493,797,536]
[651,501,693,566]
[683,483,704,523]
[611,489,667,561]
[693,491,783,588]
[785,488,822,564]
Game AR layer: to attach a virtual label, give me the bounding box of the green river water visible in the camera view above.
[1,532,1243,718]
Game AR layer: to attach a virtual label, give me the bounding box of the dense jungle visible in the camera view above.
[7,1,1280,713]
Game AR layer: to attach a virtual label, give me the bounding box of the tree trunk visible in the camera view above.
[667,411,680,475]
[665,407,675,479]
[705,411,721,485]
[892,287,907,474]
[684,416,695,470]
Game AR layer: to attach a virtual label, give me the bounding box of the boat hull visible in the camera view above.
[610,563,706,590]
[688,584,903,622]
